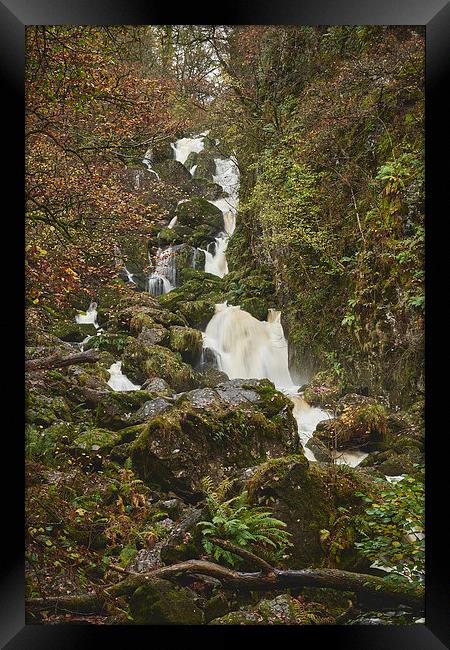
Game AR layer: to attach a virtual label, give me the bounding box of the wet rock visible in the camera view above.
[95,390,153,430]
[131,380,299,498]
[130,397,173,424]
[168,325,203,364]
[129,577,204,625]
[160,508,204,564]
[122,339,199,391]
[214,379,263,407]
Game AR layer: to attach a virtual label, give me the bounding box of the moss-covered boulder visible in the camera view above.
[175,197,223,232]
[129,578,204,625]
[49,320,98,342]
[131,379,299,498]
[26,393,72,428]
[73,427,121,453]
[153,159,192,186]
[122,339,199,391]
[95,390,154,430]
[168,326,203,363]
[244,456,376,570]
[187,177,224,200]
[191,151,217,180]
[312,397,389,452]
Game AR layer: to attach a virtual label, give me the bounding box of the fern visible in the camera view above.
[198,477,292,567]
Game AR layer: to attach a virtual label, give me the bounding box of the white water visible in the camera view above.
[75,302,99,329]
[107,361,141,391]
[142,149,161,180]
[200,237,229,278]
[200,155,239,276]
[148,246,176,297]
[203,303,335,459]
[171,132,208,165]
[168,216,178,229]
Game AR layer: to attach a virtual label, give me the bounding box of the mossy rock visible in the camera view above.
[210,594,332,625]
[191,151,217,180]
[187,177,224,200]
[245,456,332,568]
[131,380,299,497]
[178,299,216,330]
[95,390,154,430]
[168,326,203,363]
[153,159,192,186]
[50,320,97,343]
[73,427,121,452]
[313,398,389,452]
[122,339,199,391]
[130,578,204,625]
[26,393,72,428]
[239,297,268,321]
[175,197,223,231]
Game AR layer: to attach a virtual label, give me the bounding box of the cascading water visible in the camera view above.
[107,361,141,391]
[203,303,332,460]
[171,132,208,165]
[75,302,99,329]
[148,246,176,297]
[201,155,240,277]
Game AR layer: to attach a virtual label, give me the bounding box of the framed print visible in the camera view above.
[2,0,449,647]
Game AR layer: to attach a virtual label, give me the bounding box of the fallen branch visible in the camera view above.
[25,348,100,372]
[106,560,423,609]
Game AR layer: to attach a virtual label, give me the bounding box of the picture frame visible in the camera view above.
[2,0,448,646]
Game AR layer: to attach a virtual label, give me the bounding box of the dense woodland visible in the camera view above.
[25,26,424,626]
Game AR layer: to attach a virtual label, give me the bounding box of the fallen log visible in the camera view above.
[25,348,100,372]
[105,559,423,609]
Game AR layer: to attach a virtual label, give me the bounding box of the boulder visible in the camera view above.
[175,197,223,232]
[95,390,153,430]
[122,339,199,391]
[153,159,192,186]
[311,396,389,452]
[131,379,299,498]
[168,326,203,364]
[129,578,204,625]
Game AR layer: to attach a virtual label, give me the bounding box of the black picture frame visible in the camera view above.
[2,1,448,647]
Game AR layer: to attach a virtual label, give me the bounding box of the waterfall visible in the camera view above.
[201,155,239,277]
[171,132,208,165]
[75,302,99,329]
[200,237,229,278]
[148,246,176,297]
[107,361,141,391]
[142,149,161,180]
[167,216,178,229]
[203,303,331,458]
